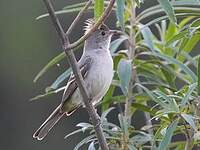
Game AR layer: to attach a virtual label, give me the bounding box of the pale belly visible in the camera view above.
[87,61,113,104]
[63,51,113,112]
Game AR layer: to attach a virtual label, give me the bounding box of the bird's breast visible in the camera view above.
[86,51,113,103]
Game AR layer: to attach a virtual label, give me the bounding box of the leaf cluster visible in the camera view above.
[33,0,200,149]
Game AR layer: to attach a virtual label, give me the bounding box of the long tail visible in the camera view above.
[33,105,65,140]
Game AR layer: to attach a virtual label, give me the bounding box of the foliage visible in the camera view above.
[34,0,200,149]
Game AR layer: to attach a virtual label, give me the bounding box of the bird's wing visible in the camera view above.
[61,56,92,105]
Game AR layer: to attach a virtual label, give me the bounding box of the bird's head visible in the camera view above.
[84,19,116,51]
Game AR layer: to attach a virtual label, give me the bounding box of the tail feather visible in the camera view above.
[33,105,65,140]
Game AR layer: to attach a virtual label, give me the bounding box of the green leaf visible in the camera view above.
[153,52,197,83]
[137,1,200,22]
[198,57,200,95]
[34,52,65,82]
[94,0,104,20]
[47,68,72,91]
[180,83,197,106]
[131,103,156,115]
[155,90,179,112]
[181,114,197,131]
[191,18,200,27]
[165,22,178,41]
[102,85,115,111]
[118,114,129,136]
[30,86,65,101]
[76,122,93,132]
[160,67,176,89]
[166,30,189,46]
[116,0,125,30]
[155,0,177,25]
[139,24,155,51]
[130,132,152,146]
[110,36,128,54]
[30,91,56,101]
[181,33,200,53]
[100,107,115,123]
[135,83,168,108]
[88,142,96,150]
[64,128,85,139]
[74,135,96,150]
[158,119,179,150]
[117,59,132,96]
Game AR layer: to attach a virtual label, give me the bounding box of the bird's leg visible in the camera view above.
[87,96,101,128]
[89,108,101,129]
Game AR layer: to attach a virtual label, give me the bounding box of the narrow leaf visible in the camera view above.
[47,68,72,91]
[101,107,115,123]
[30,91,56,101]
[64,129,85,139]
[116,0,125,30]
[30,86,65,101]
[198,57,200,95]
[130,133,152,146]
[102,85,115,111]
[166,30,189,46]
[191,18,200,27]
[181,83,197,106]
[110,36,128,54]
[94,0,104,20]
[131,103,156,115]
[117,59,132,96]
[76,122,93,132]
[135,83,167,107]
[181,114,197,131]
[88,142,96,150]
[153,52,197,83]
[157,0,177,25]
[158,119,178,150]
[74,135,96,150]
[34,52,65,82]
[139,24,155,51]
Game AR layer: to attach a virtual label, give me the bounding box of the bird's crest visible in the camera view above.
[84,19,95,34]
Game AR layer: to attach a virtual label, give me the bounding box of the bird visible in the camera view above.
[33,20,116,140]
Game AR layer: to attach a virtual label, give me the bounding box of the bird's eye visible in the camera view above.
[101,31,105,36]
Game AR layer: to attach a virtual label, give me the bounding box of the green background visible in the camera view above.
[0,0,153,149]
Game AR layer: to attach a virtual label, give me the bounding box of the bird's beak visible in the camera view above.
[109,30,124,35]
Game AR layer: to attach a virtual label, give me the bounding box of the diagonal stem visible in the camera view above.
[66,0,93,35]
[65,0,115,51]
[42,0,116,149]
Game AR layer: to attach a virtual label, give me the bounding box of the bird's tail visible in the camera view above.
[33,105,65,140]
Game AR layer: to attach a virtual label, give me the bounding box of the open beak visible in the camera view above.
[109,30,124,35]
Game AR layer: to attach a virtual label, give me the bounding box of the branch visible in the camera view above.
[66,0,115,50]
[125,0,136,127]
[42,0,116,149]
[66,0,93,35]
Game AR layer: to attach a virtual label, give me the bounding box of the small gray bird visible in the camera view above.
[33,21,115,140]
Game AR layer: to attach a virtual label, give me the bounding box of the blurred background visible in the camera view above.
[0,0,154,149]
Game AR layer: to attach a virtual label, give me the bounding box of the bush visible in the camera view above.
[34,0,200,149]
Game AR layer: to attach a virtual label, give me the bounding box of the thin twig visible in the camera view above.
[42,0,116,149]
[125,0,136,129]
[122,1,136,149]
[66,0,93,35]
[65,0,115,51]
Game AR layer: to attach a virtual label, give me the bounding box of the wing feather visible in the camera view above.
[61,56,92,106]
